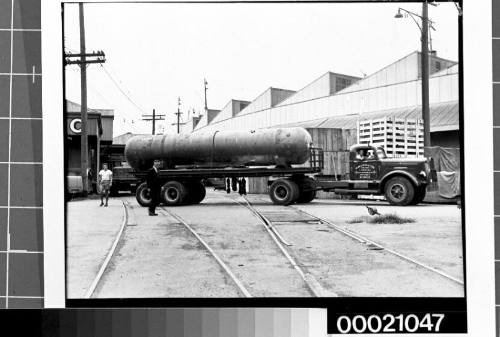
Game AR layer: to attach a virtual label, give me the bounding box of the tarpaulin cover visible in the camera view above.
[427,147,461,172]
[436,171,461,198]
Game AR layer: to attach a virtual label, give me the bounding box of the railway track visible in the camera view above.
[240,195,463,287]
[84,200,129,298]
[85,196,316,298]
[228,196,333,297]
[158,206,252,298]
[290,205,464,285]
[83,193,462,298]
[85,199,252,298]
[158,202,320,297]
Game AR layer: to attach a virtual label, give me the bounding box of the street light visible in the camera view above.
[395,1,436,156]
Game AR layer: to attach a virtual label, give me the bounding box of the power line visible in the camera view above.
[98,64,147,115]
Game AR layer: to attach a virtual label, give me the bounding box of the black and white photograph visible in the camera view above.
[62,1,464,301]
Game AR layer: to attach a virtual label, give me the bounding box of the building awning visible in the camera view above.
[276,101,459,132]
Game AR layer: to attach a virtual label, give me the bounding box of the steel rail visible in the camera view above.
[291,206,464,285]
[85,200,129,298]
[159,206,252,298]
[229,196,335,297]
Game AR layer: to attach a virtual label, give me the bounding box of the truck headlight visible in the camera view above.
[419,170,427,179]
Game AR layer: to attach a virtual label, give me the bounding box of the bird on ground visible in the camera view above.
[365,204,381,216]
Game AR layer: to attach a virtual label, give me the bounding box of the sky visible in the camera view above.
[63,2,460,137]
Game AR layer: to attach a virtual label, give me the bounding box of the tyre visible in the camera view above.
[269,179,299,206]
[183,181,206,205]
[161,181,187,206]
[410,185,427,205]
[136,182,152,207]
[296,177,317,203]
[384,176,415,206]
[190,182,206,204]
[296,190,316,203]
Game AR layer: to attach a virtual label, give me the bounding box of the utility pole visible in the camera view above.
[421,0,431,154]
[79,3,88,195]
[204,78,208,114]
[64,5,106,195]
[172,97,185,134]
[142,109,165,135]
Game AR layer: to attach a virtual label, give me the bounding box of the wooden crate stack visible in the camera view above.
[357,116,424,158]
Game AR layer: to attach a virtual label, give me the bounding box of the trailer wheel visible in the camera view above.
[184,181,206,204]
[410,185,427,205]
[296,190,316,203]
[136,182,152,207]
[384,176,415,206]
[190,182,206,204]
[296,177,316,203]
[162,181,187,206]
[269,179,299,206]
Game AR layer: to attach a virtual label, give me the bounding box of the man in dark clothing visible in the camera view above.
[238,178,247,196]
[146,159,161,216]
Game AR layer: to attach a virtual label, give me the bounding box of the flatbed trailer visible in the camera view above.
[133,147,324,206]
[132,144,431,207]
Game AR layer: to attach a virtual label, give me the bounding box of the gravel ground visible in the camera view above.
[66,198,125,298]
[66,190,464,298]
[245,194,464,297]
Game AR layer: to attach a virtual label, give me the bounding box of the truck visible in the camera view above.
[124,128,431,207]
[108,165,140,196]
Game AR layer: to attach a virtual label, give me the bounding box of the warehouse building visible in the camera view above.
[182,51,460,199]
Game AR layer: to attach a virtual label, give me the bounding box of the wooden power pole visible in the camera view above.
[79,3,88,195]
[64,4,105,194]
[142,109,166,135]
[172,97,185,134]
[204,78,208,114]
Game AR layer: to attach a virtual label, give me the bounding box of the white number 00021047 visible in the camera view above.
[336,313,445,334]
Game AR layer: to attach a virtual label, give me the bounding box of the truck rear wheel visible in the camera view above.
[162,181,187,206]
[384,177,415,206]
[269,179,299,206]
[136,182,152,207]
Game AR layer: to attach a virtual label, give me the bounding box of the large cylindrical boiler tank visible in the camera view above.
[125,127,313,171]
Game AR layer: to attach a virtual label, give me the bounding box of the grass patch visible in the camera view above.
[347,213,415,224]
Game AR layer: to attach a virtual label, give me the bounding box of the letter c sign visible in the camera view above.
[70,118,82,134]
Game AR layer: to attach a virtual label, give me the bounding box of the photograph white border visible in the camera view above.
[41,1,495,336]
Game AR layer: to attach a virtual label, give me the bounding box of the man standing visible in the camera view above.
[146,159,161,216]
[98,163,113,207]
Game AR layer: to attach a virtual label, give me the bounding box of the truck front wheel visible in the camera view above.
[384,177,415,206]
[136,182,152,207]
[269,179,299,206]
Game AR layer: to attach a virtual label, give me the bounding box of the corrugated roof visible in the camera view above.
[276,101,458,132]
[66,99,114,117]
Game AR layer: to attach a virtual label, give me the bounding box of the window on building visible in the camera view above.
[335,77,352,92]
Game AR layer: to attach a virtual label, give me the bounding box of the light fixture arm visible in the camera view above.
[396,7,436,33]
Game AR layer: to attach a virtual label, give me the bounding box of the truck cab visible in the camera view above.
[348,144,431,205]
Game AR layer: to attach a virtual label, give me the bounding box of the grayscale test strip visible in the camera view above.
[0,0,44,309]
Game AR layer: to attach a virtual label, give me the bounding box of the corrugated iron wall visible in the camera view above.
[247,128,357,199]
